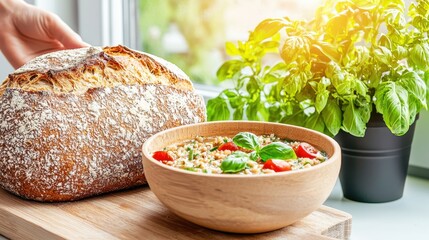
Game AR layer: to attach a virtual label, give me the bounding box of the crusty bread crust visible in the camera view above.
[0,45,193,94]
[0,45,206,201]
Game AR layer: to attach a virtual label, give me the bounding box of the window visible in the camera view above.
[137,0,322,86]
[78,0,130,47]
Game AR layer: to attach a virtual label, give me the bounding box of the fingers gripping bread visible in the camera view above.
[0,45,206,201]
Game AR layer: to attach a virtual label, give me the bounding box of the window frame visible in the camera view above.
[77,0,139,48]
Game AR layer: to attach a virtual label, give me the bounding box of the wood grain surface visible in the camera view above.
[0,186,351,240]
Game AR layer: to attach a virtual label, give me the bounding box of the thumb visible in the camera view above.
[46,13,90,49]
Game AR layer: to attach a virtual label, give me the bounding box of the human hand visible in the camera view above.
[0,0,89,69]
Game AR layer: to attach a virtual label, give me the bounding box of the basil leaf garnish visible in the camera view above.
[259,142,297,161]
[209,146,219,152]
[249,151,258,161]
[232,132,260,150]
[220,151,249,173]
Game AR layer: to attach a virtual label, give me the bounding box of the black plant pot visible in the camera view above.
[334,113,417,203]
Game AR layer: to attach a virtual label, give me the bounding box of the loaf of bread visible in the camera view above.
[0,45,206,202]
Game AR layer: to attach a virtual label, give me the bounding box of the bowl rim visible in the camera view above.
[142,120,341,179]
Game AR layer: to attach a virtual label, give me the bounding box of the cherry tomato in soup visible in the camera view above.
[294,142,319,159]
[218,142,239,151]
[263,159,291,172]
[152,151,174,162]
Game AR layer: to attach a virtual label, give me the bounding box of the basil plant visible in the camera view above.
[207,0,429,137]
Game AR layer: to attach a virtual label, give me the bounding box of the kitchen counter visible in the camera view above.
[1,175,427,240]
[324,175,429,240]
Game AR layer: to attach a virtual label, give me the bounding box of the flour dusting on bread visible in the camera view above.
[0,45,206,201]
[14,46,103,74]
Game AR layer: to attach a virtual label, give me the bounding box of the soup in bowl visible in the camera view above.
[142,121,341,234]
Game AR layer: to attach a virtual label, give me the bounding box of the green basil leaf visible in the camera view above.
[246,77,260,96]
[263,73,282,84]
[280,101,295,116]
[216,60,244,82]
[266,102,281,121]
[245,99,268,121]
[251,18,288,42]
[354,79,368,97]
[233,107,244,120]
[321,99,342,136]
[411,15,429,33]
[325,13,348,38]
[261,40,281,53]
[281,36,309,63]
[315,89,329,113]
[410,42,429,70]
[209,146,218,152]
[374,46,393,65]
[207,96,230,121]
[233,132,260,150]
[355,0,379,10]
[349,46,371,66]
[399,71,427,109]
[283,73,302,96]
[220,151,249,173]
[304,113,325,134]
[281,112,307,127]
[328,63,352,95]
[225,42,240,56]
[249,151,258,161]
[300,99,315,116]
[311,41,341,62]
[378,34,392,48]
[259,142,297,161]
[299,99,313,110]
[393,45,408,59]
[374,82,410,136]
[325,61,341,80]
[335,81,352,95]
[223,89,246,109]
[408,100,419,125]
[384,8,406,27]
[341,102,371,137]
[262,62,288,83]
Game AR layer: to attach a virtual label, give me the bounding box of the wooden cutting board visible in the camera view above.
[0,186,351,240]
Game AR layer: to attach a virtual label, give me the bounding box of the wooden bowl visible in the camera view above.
[142,121,341,233]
